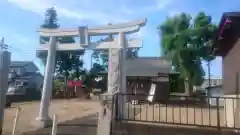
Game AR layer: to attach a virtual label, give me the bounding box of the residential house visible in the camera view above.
[211,12,240,128]
[193,78,222,92]
[8,61,43,95]
[201,78,222,89]
[206,85,224,107]
[96,57,174,103]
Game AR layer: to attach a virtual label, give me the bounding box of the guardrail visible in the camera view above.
[111,93,240,131]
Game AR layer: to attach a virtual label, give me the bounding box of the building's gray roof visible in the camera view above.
[206,85,222,90]
[8,72,43,83]
[10,61,32,67]
[17,72,42,79]
[96,57,174,77]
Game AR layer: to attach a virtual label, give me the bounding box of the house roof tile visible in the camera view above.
[10,61,32,67]
[212,12,240,56]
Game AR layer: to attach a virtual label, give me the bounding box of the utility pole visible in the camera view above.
[0,37,5,135]
[0,37,11,135]
[207,60,211,87]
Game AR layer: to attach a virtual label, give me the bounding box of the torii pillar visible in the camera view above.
[35,37,57,127]
[34,19,146,128]
[106,32,126,118]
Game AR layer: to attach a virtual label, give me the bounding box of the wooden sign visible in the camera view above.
[67,80,82,87]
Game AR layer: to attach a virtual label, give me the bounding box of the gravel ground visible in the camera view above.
[2,99,101,135]
[1,100,229,135]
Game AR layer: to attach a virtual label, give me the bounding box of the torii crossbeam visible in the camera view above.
[34,18,147,128]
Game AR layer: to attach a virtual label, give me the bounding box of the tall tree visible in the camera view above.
[193,12,217,87]
[55,38,85,87]
[70,51,85,80]
[38,7,85,87]
[158,12,217,95]
[40,7,59,44]
[38,7,59,64]
[92,50,109,71]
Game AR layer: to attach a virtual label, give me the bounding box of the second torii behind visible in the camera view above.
[36,18,147,127]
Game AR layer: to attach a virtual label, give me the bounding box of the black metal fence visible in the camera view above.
[111,93,240,131]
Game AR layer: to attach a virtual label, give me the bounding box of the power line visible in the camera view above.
[3,44,30,55]
[2,43,41,66]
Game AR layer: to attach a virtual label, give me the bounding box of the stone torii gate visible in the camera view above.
[35,19,147,127]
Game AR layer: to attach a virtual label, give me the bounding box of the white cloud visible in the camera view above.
[156,0,174,10]
[12,33,32,45]
[121,0,174,15]
[0,25,42,70]
[168,10,181,17]
[129,27,148,38]
[8,0,49,15]
[5,0,179,73]
[8,0,127,23]
[6,0,174,54]
[0,24,36,56]
[7,0,174,24]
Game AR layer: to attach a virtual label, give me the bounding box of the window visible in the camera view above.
[11,68,21,74]
[15,81,22,86]
[214,80,217,85]
[23,82,28,86]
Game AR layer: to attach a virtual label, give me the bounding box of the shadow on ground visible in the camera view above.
[21,113,99,135]
[20,108,239,135]
[112,121,240,135]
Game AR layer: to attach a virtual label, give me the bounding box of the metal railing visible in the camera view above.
[111,93,240,131]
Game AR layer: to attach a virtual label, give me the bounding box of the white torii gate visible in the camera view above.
[35,19,147,127]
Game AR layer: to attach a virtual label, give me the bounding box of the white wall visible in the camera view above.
[208,87,224,106]
[224,95,240,128]
[209,87,223,96]
[201,79,222,88]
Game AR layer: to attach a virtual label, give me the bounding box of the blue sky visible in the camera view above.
[0,0,239,78]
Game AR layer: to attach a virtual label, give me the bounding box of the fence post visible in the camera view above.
[115,93,119,121]
[110,95,114,135]
[216,97,221,131]
[52,114,57,135]
[97,96,112,135]
[12,108,21,135]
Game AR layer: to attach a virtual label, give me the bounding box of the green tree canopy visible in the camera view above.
[158,12,217,94]
[38,7,85,85]
[40,7,59,44]
[91,35,139,73]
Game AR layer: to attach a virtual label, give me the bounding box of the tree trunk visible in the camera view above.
[64,71,68,98]
[184,78,193,96]
[188,81,193,96]
[76,67,80,80]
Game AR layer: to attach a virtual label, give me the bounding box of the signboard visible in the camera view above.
[147,83,156,102]
[67,80,82,87]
